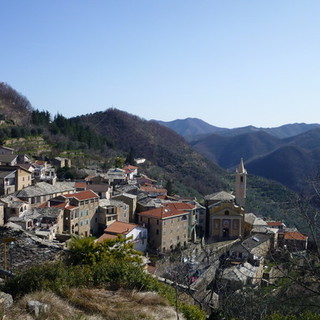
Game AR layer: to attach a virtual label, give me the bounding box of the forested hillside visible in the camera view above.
[0,82,301,225]
[73,109,227,195]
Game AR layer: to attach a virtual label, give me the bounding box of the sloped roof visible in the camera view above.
[0,154,18,163]
[245,213,267,226]
[16,182,75,197]
[88,184,110,192]
[267,221,284,227]
[74,182,87,189]
[0,170,15,178]
[96,233,118,242]
[284,231,308,241]
[64,190,99,201]
[221,262,257,284]
[0,195,26,207]
[138,202,195,219]
[140,185,167,193]
[241,234,271,252]
[204,191,235,202]
[34,207,63,217]
[104,221,139,235]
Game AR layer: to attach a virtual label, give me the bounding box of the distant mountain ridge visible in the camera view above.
[157,118,320,191]
[156,118,227,140]
[157,118,320,140]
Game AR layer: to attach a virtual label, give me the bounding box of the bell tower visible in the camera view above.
[235,158,247,208]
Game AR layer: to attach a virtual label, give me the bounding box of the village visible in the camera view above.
[0,145,309,313]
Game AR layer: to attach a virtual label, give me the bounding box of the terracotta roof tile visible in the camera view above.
[284,231,308,241]
[64,190,98,201]
[96,233,118,242]
[267,221,283,227]
[104,221,138,235]
[138,202,195,219]
[140,186,167,193]
[74,182,87,189]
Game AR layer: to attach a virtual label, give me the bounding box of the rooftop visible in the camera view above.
[16,181,76,198]
[138,202,195,219]
[104,221,139,235]
[204,191,235,202]
[284,231,308,241]
[64,190,99,201]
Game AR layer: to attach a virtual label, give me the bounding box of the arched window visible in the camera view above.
[225,210,229,216]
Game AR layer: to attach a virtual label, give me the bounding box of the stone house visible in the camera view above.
[0,154,18,166]
[112,192,137,223]
[96,221,148,253]
[52,157,71,168]
[0,145,14,155]
[137,202,192,253]
[8,215,34,230]
[267,221,286,230]
[0,169,16,195]
[0,195,29,223]
[0,166,32,195]
[15,181,76,207]
[87,184,112,199]
[97,199,130,234]
[278,230,308,251]
[106,168,127,184]
[139,185,167,198]
[48,190,100,237]
[35,207,65,236]
[123,165,138,180]
[33,161,57,184]
[228,233,271,265]
[244,212,268,236]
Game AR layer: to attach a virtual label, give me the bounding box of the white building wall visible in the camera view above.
[127,226,148,253]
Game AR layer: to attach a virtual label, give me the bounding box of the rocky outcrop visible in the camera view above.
[0,291,13,309]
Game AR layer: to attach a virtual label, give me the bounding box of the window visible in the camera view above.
[157,219,159,225]
[156,229,159,235]
[225,210,229,216]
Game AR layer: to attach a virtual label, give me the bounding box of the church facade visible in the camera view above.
[205,159,247,241]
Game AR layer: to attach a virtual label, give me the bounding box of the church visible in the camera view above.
[205,159,247,241]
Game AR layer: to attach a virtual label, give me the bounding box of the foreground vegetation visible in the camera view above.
[1,236,205,320]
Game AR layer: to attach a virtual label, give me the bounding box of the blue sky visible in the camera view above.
[1,1,320,128]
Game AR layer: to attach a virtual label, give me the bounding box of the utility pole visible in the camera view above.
[2,237,16,273]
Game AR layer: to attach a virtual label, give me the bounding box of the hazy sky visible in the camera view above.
[1,1,320,128]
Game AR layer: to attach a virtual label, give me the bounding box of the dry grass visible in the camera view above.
[62,288,184,320]
[1,289,183,320]
[1,291,103,320]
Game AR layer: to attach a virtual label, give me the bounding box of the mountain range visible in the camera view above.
[0,82,303,225]
[158,117,320,140]
[158,118,320,191]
